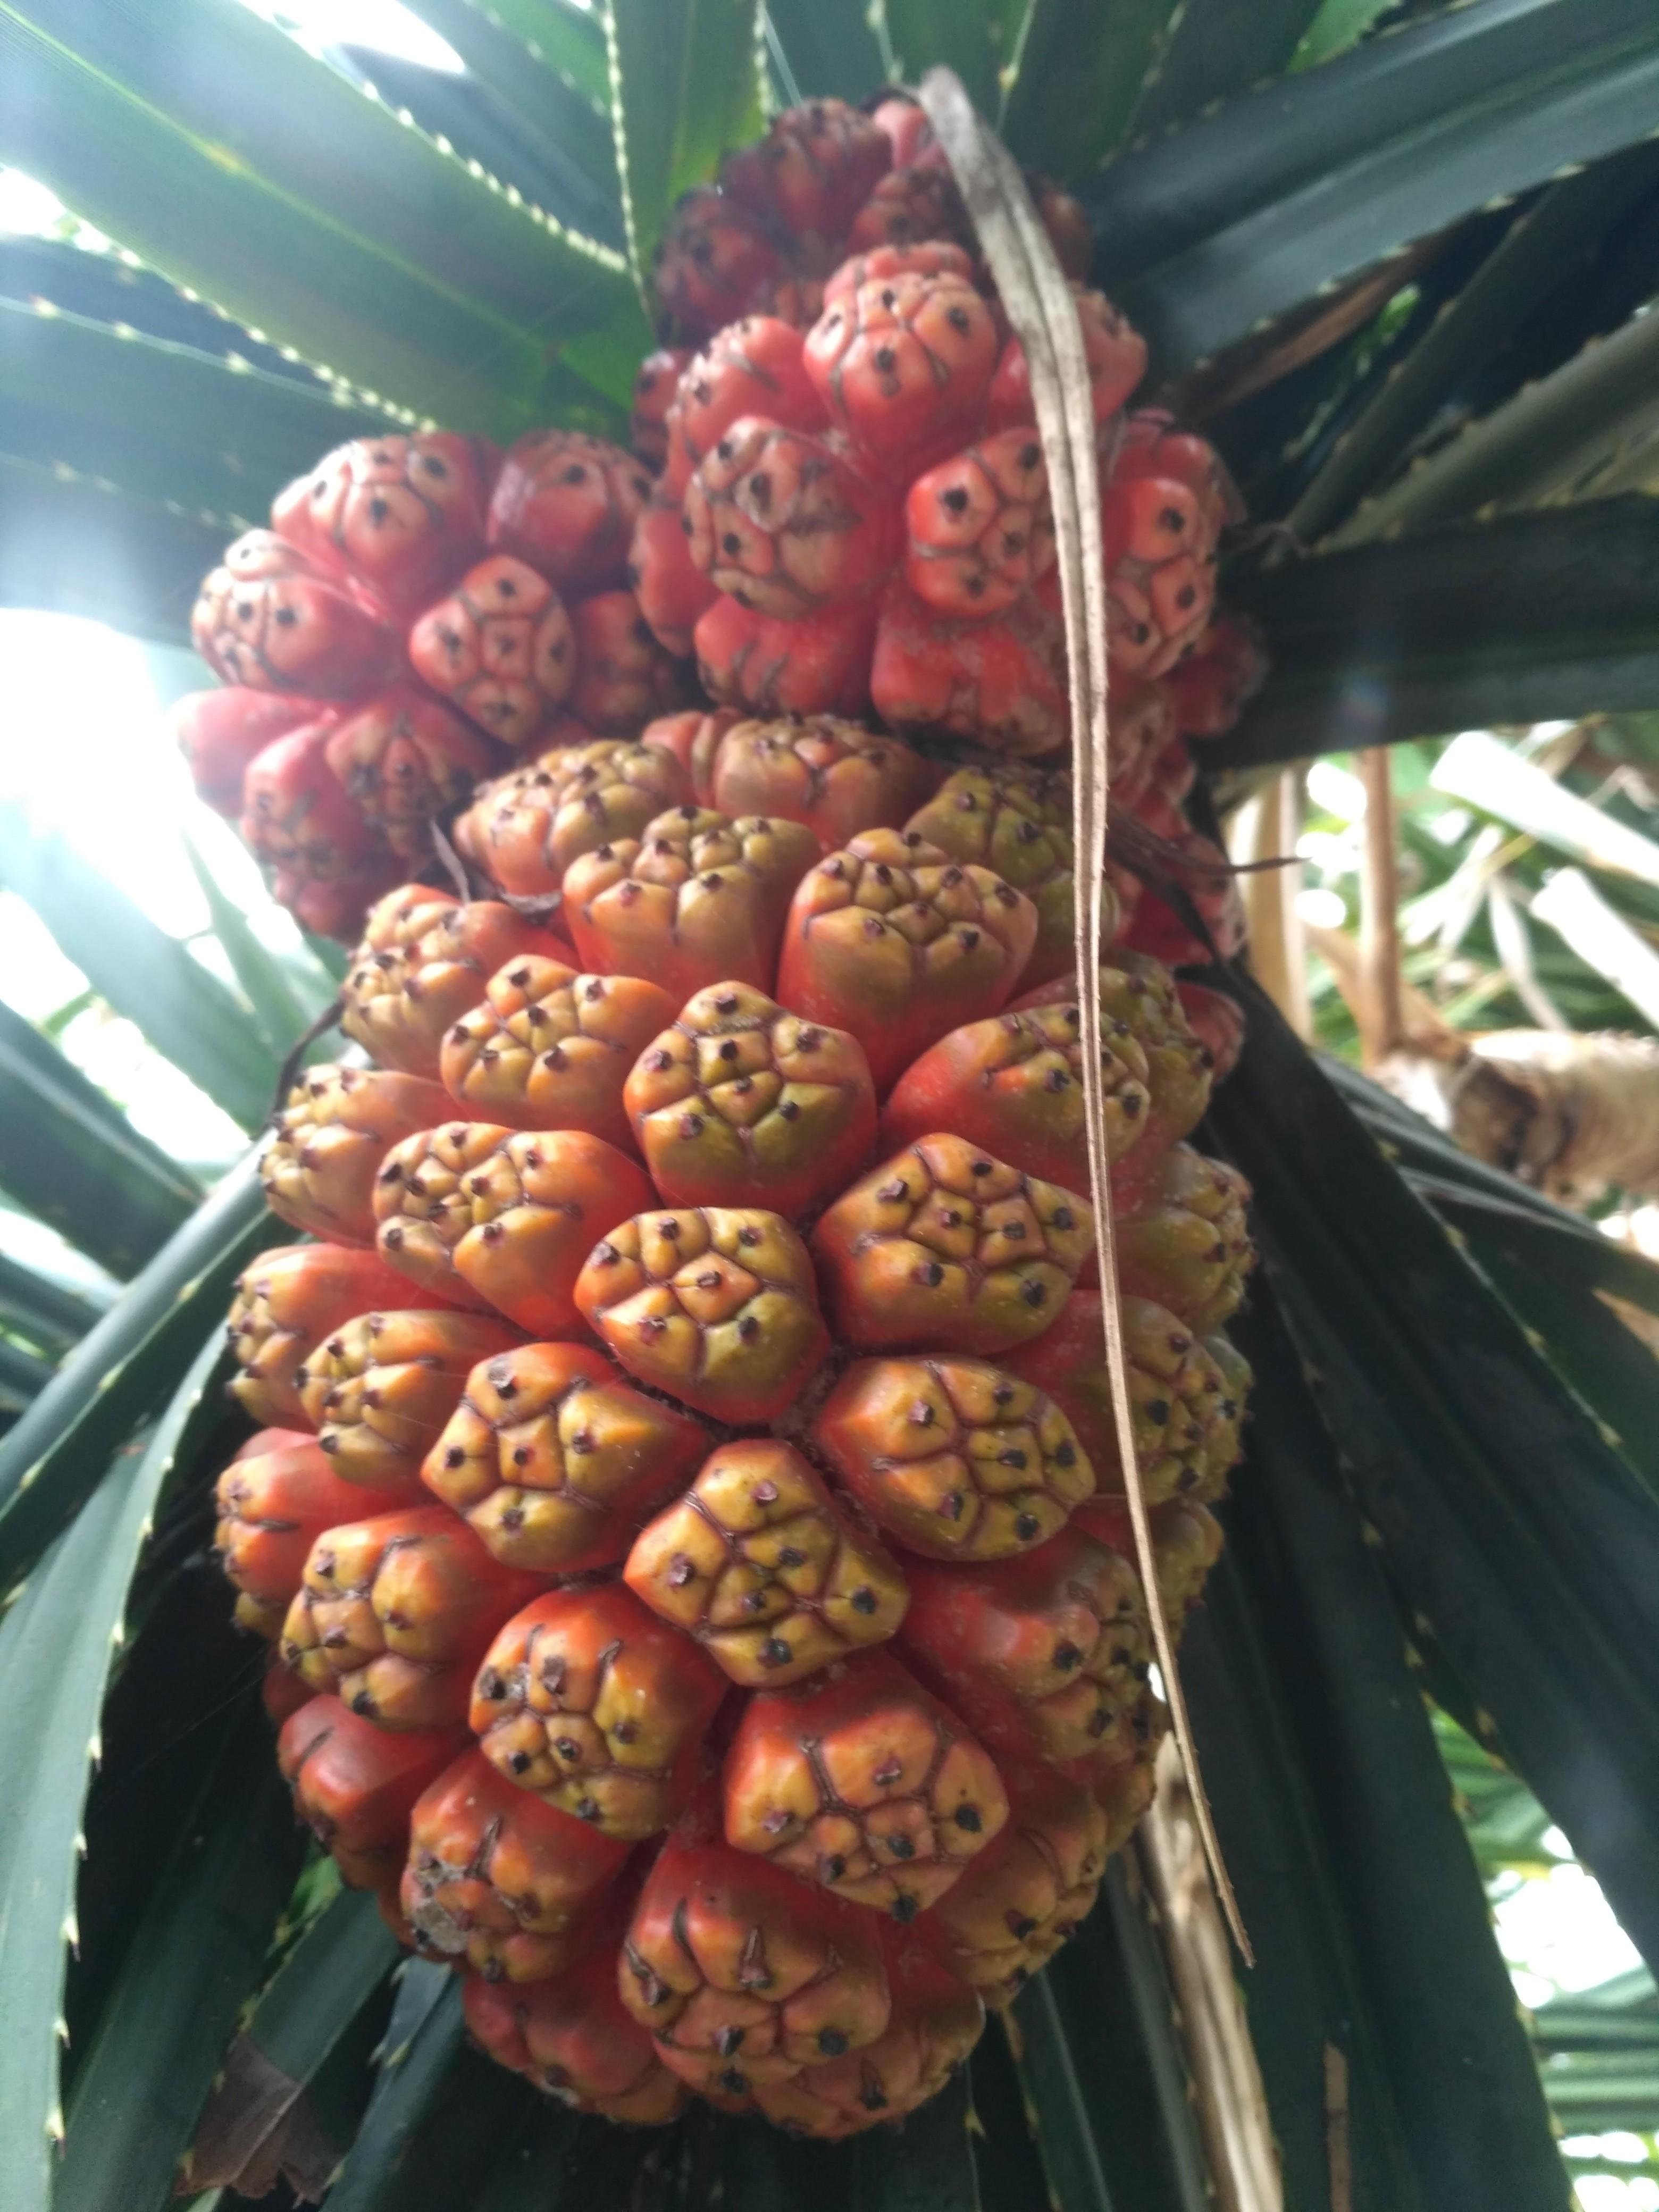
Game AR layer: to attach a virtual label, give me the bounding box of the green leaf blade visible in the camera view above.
[0,5,615,434]
[607,0,766,286]
[56,1705,306,2212]
[1083,0,1659,375]
[1218,499,1659,765]
[0,1154,273,1591]
[0,808,278,1132]
[0,295,388,527]
[0,1000,199,1278]
[1000,0,1176,178]
[0,1334,227,2212]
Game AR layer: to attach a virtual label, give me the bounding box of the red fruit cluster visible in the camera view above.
[193,96,1270,2145]
[647,96,1091,347]
[631,234,1251,772]
[217,785,1253,2138]
[175,430,685,935]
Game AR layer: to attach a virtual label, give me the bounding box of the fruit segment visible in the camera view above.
[400,1750,631,1982]
[849,160,974,258]
[263,1066,458,1249]
[563,807,819,1000]
[406,555,576,748]
[903,430,1055,619]
[240,725,378,887]
[879,1001,1154,1197]
[869,576,1069,758]
[812,1355,1093,1562]
[341,887,574,1082]
[694,586,879,720]
[662,317,827,493]
[1175,981,1246,1083]
[810,1134,1093,1357]
[1011,957,1217,1188]
[465,1954,689,2122]
[441,959,675,1145]
[803,262,999,470]
[373,1123,653,1336]
[1115,1144,1255,1331]
[1091,1731,1164,1853]
[689,714,936,849]
[632,347,694,474]
[624,982,876,1220]
[904,761,1080,988]
[323,686,493,859]
[722,101,891,262]
[455,737,694,900]
[920,1761,1107,2005]
[487,429,652,591]
[1101,411,1231,680]
[1119,802,1247,968]
[653,185,790,343]
[281,1506,545,1730]
[568,589,684,733]
[1141,1496,1226,1623]
[191,531,399,698]
[424,1340,708,1574]
[574,1206,830,1425]
[619,1799,892,2095]
[684,417,899,619]
[271,431,495,616]
[752,1924,984,2136]
[987,286,1146,432]
[777,831,1038,1093]
[172,688,334,818]
[294,1308,524,1489]
[470,1585,726,1841]
[722,1648,1007,1916]
[227,1243,426,1428]
[278,1696,462,1888]
[630,481,719,655]
[1162,610,1267,738]
[625,1439,908,1687]
[1006,1292,1246,1507]
[215,1435,414,1638]
[897,1524,1153,1769]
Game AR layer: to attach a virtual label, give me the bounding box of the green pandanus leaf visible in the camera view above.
[0,1153,275,1594]
[1208,973,1659,1978]
[0,1335,230,2212]
[1219,499,1659,765]
[0,454,228,642]
[55,1704,305,2212]
[0,296,389,525]
[0,809,280,1132]
[0,0,638,434]
[999,0,1176,179]
[0,1249,107,1361]
[764,0,887,103]
[1216,1279,1571,2212]
[1083,0,1659,373]
[605,0,766,291]
[322,1967,569,2212]
[1128,0,1325,139]
[0,999,200,1280]
[879,0,1027,122]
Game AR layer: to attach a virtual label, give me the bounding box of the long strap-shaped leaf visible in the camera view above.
[0,453,227,643]
[0,1152,273,1593]
[0,998,199,1280]
[605,0,766,294]
[0,1333,224,2212]
[918,65,1249,1960]
[1214,498,1659,766]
